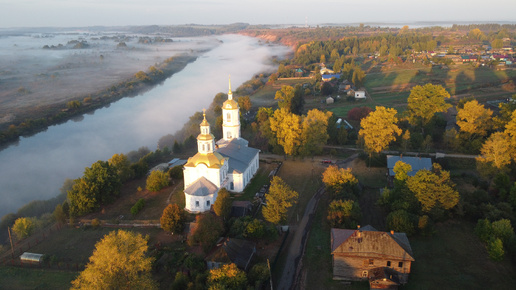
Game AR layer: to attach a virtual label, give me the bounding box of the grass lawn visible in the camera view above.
[0,266,78,289]
[27,226,164,266]
[406,220,516,289]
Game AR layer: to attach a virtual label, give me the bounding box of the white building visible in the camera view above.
[183,79,260,213]
[354,91,366,99]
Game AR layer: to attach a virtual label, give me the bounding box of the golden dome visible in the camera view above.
[185,152,225,168]
[223,99,239,110]
[197,133,215,141]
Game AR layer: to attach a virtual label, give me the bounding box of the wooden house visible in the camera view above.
[331,225,414,286]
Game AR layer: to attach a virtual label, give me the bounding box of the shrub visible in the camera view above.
[91,218,100,227]
[131,199,145,216]
[146,170,169,192]
[488,238,505,261]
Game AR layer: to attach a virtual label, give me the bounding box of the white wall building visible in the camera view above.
[183,79,260,213]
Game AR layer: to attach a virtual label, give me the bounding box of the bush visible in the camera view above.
[131,199,145,216]
[91,218,100,227]
[488,238,505,261]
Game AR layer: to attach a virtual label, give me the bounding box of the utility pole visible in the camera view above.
[267,258,273,290]
[8,227,14,258]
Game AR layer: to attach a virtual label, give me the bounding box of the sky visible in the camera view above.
[1,0,515,28]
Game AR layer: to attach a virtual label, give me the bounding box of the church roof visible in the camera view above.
[184,151,225,168]
[223,99,239,110]
[217,139,259,174]
[184,177,218,197]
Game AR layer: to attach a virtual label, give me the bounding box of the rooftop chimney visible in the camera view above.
[390,230,394,235]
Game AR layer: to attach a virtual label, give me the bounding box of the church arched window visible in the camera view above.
[227,112,231,123]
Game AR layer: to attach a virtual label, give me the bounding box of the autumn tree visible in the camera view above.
[359,106,402,157]
[322,165,358,197]
[347,106,372,122]
[146,170,169,192]
[386,210,415,236]
[406,84,451,129]
[269,108,302,156]
[456,100,493,137]
[301,109,332,155]
[238,95,252,113]
[327,199,361,228]
[275,85,296,112]
[71,230,157,290]
[476,132,513,171]
[213,188,232,220]
[108,153,134,183]
[406,164,459,213]
[68,161,121,216]
[208,263,248,289]
[263,176,299,224]
[160,204,186,234]
[189,213,224,253]
[12,217,35,240]
[393,160,412,183]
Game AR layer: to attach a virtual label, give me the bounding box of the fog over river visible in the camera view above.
[0,34,290,217]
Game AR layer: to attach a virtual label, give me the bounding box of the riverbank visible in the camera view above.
[0,53,201,149]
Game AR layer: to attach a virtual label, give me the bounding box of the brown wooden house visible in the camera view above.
[331,225,414,288]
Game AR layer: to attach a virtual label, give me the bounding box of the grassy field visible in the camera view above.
[0,266,78,289]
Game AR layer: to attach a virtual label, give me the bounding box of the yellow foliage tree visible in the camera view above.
[322,165,358,195]
[456,100,493,137]
[208,263,247,289]
[359,106,402,156]
[301,109,333,155]
[270,108,302,156]
[476,132,513,170]
[263,176,298,224]
[71,230,157,290]
[406,164,459,212]
[407,84,451,128]
[393,161,412,182]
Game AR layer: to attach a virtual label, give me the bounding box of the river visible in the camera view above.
[0,34,290,217]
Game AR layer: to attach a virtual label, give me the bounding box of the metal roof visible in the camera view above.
[217,139,259,174]
[386,155,432,177]
[184,177,218,196]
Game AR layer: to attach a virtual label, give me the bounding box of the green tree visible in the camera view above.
[327,199,361,228]
[386,210,415,236]
[160,204,186,234]
[487,238,505,261]
[406,164,459,213]
[456,100,493,137]
[146,170,169,192]
[301,109,332,155]
[406,84,451,128]
[189,213,224,253]
[53,203,67,224]
[68,161,121,216]
[359,106,402,156]
[213,188,232,220]
[262,176,299,224]
[71,230,157,289]
[269,108,302,156]
[352,67,366,88]
[208,263,247,290]
[491,219,514,245]
[12,217,35,240]
[108,153,134,182]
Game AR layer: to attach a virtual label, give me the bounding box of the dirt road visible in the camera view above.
[277,153,359,290]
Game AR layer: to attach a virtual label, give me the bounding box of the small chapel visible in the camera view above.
[183,79,260,213]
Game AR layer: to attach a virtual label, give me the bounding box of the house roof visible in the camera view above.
[206,238,256,270]
[217,139,259,174]
[184,177,218,197]
[331,227,414,261]
[321,74,341,80]
[386,155,432,177]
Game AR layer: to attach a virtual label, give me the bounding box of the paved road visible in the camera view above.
[276,153,359,290]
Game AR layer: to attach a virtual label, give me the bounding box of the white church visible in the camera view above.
[183,79,260,213]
